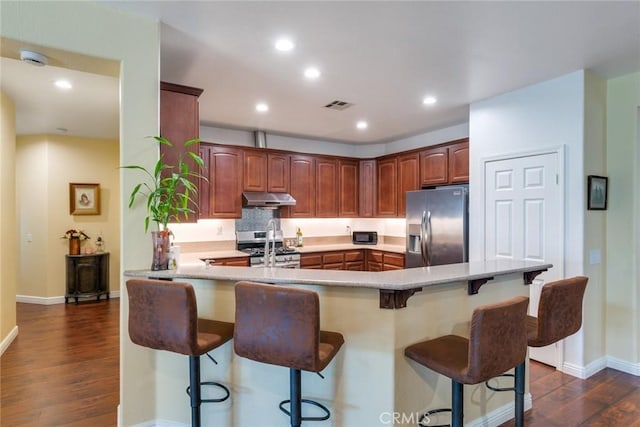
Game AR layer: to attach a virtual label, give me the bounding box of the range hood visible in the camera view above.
[242,191,296,208]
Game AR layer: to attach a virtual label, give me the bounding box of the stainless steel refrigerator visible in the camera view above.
[405,185,469,267]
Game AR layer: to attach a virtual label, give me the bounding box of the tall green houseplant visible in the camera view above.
[122,136,205,269]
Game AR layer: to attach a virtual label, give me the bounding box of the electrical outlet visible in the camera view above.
[25,233,33,242]
[346,225,352,235]
[217,225,223,235]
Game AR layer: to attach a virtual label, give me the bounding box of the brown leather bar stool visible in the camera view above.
[233,281,344,427]
[405,296,530,427]
[126,278,234,427]
[486,276,588,426]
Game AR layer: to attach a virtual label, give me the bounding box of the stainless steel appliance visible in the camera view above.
[406,185,468,267]
[236,230,301,268]
[352,231,378,245]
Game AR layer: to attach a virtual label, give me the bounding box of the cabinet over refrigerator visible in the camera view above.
[406,185,469,267]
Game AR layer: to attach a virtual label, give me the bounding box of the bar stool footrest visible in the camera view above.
[279,398,330,421]
[186,381,230,403]
[419,407,452,427]
[485,373,515,392]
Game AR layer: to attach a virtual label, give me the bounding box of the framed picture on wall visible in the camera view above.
[70,183,100,215]
[587,175,608,210]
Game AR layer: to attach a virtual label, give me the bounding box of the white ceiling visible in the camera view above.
[3,1,640,144]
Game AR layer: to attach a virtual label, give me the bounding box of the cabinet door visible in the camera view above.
[160,83,203,222]
[289,155,316,217]
[243,149,267,192]
[359,160,376,217]
[376,157,397,217]
[397,153,420,217]
[448,141,469,183]
[420,146,449,187]
[300,253,323,269]
[268,153,290,193]
[316,157,339,217]
[208,145,243,218]
[383,252,405,270]
[339,159,359,217]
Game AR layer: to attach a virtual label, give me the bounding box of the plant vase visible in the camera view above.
[69,237,81,255]
[151,230,171,270]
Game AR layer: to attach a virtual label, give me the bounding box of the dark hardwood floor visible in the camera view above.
[1,300,119,426]
[2,300,640,426]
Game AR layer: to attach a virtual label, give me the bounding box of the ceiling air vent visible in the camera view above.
[324,100,354,111]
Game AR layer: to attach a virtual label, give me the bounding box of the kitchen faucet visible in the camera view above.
[264,219,276,268]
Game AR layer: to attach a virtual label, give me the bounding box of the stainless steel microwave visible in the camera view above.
[352,231,378,245]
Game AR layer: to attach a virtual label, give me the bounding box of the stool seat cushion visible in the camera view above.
[405,296,529,385]
[127,279,234,357]
[526,276,588,348]
[234,281,344,373]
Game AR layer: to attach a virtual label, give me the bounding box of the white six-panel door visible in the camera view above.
[485,151,563,366]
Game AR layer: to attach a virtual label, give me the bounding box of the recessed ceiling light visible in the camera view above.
[304,67,321,79]
[55,79,72,90]
[422,96,437,105]
[255,102,269,113]
[274,38,294,52]
[356,121,368,130]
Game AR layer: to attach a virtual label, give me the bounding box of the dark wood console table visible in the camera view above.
[65,253,110,304]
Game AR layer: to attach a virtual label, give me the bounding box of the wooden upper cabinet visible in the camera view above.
[376,157,398,217]
[160,82,203,222]
[339,159,359,217]
[448,140,469,183]
[198,144,211,218]
[268,153,290,193]
[207,144,243,218]
[420,146,449,187]
[288,155,315,217]
[315,157,339,217]
[359,160,376,217]
[397,152,420,217]
[243,149,267,192]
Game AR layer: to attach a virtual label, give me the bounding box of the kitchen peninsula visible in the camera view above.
[124,259,550,426]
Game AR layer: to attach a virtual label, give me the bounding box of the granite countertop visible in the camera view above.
[125,259,552,291]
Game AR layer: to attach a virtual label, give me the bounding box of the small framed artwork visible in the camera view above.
[69,183,100,215]
[587,175,608,210]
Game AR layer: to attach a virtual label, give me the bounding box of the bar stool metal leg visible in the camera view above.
[290,369,302,427]
[452,381,463,427]
[514,362,525,427]
[189,355,201,427]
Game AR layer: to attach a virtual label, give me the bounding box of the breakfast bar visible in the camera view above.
[124,260,551,426]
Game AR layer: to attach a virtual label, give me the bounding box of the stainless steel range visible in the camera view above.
[236,230,301,268]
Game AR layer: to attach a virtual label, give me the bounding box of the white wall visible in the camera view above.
[469,71,592,369]
[605,72,640,365]
[0,1,160,425]
[200,122,468,158]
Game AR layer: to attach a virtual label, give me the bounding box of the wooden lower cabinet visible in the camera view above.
[207,256,250,266]
[65,253,110,304]
[301,249,401,271]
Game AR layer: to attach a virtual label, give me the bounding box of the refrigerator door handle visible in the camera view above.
[426,210,432,266]
[421,210,429,266]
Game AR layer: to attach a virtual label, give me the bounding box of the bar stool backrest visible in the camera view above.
[234,281,320,372]
[127,279,198,356]
[529,276,588,347]
[466,296,529,383]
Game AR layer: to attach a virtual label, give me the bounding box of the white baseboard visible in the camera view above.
[563,357,607,379]
[16,292,120,305]
[468,393,532,427]
[607,355,640,376]
[1,325,19,356]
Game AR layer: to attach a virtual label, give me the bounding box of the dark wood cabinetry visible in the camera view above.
[420,146,449,186]
[376,157,398,217]
[315,157,339,217]
[268,153,290,193]
[300,250,365,271]
[65,253,110,304]
[397,152,420,217]
[339,159,359,217]
[160,82,203,222]
[359,160,376,217]
[366,250,405,271]
[201,143,243,218]
[448,141,469,183]
[288,155,316,217]
[205,256,250,266]
[243,149,267,192]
